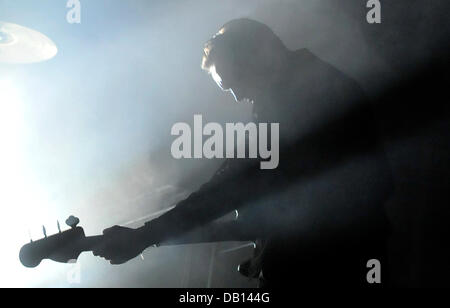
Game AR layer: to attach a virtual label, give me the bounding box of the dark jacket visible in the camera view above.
[148,49,393,285]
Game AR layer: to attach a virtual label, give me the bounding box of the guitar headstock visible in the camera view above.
[19,216,87,268]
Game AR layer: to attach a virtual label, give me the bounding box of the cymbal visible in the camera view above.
[0,21,57,64]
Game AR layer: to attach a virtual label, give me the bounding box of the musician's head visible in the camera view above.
[201,18,289,104]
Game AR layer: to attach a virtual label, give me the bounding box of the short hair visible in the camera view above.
[202,19,287,77]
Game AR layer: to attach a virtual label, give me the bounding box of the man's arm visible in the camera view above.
[93,158,269,264]
[139,158,272,247]
[137,99,393,248]
[95,97,393,263]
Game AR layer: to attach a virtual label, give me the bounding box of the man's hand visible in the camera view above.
[92,225,149,265]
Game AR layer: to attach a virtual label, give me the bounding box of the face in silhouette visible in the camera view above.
[203,19,292,105]
[207,60,259,104]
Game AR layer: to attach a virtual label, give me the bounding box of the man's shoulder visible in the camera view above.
[289,48,367,103]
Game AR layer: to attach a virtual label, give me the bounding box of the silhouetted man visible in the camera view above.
[93,19,392,287]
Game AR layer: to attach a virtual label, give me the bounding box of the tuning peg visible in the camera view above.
[57,220,61,233]
[65,215,80,229]
[42,225,47,238]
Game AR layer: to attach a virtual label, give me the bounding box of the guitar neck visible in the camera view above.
[81,235,103,251]
[79,220,254,252]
